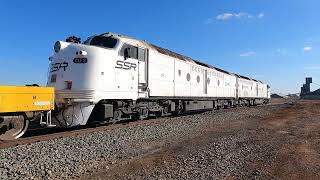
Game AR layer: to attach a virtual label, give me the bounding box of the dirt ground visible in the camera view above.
[84,100,320,180]
[270,97,293,105]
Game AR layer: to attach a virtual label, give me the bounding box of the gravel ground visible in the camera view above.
[87,100,320,180]
[0,104,287,179]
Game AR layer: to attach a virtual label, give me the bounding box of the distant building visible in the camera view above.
[300,77,320,100]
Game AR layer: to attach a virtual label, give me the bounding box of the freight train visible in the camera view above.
[48,32,270,127]
[0,32,270,140]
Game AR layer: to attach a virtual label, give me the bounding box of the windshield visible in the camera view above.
[89,36,118,48]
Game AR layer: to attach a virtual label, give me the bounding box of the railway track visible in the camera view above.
[0,118,165,149]
[0,101,289,149]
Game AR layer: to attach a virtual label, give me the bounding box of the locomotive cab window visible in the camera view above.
[90,36,118,48]
[120,44,139,59]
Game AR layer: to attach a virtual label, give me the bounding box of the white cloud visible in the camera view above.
[234,12,252,19]
[258,13,264,18]
[216,13,234,21]
[240,51,256,57]
[303,46,312,52]
[214,12,264,21]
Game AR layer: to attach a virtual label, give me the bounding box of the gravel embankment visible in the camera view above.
[0,104,283,179]
[88,101,320,180]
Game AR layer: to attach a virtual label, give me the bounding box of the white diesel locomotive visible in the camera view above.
[48,33,270,127]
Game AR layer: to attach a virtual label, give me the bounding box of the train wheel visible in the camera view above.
[110,109,123,124]
[0,115,29,141]
[161,106,170,116]
[139,108,149,120]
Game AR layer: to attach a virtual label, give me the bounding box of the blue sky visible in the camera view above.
[0,0,319,94]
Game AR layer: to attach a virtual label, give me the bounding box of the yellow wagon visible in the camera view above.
[0,86,54,140]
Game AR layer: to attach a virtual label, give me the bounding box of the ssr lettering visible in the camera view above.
[115,60,137,71]
[51,62,68,72]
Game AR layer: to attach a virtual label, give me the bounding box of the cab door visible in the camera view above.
[137,47,148,97]
[116,44,139,98]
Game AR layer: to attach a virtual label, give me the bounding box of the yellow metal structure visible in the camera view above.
[0,86,54,113]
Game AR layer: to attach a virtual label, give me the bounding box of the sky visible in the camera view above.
[0,0,319,94]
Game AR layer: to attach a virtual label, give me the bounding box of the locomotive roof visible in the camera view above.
[101,32,265,82]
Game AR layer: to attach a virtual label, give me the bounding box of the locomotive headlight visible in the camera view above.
[54,41,61,53]
[79,50,87,55]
